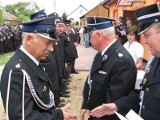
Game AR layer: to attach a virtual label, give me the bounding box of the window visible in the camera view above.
[116,0,132,6]
[80,10,83,15]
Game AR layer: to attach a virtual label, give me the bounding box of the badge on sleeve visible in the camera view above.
[15,63,21,68]
[118,53,123,57]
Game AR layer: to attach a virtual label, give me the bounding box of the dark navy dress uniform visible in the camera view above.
[82,40,137,120]
[0,49,63,120]
[0,16,64,120]
[81,16,137,120]
[140,57,160,120]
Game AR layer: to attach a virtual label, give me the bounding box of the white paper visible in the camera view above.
[115,109,143,120]
[125,110,144,120]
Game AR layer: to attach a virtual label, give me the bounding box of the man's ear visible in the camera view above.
[26,34,34,46]
[96,31,102,38]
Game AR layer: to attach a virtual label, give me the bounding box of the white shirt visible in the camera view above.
[123,41,144,64]
[20,46,39,66]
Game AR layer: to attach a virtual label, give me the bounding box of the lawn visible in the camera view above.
[0,52,14,66]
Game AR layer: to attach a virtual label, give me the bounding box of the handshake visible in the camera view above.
[80,103,143,120]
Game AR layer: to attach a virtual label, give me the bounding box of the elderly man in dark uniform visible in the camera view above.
[87,3,160,120]
[80,16,137,120]
[0,16,77,120]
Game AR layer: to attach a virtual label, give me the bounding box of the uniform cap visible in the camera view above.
[135,2,160,35]
[22,16,56,41]
[30,9,47,20]
[86,16,116,34]
[63,20,71,26]
[126,17,132,21]
[48,12,59,18]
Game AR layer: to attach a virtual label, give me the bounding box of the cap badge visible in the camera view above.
[154,19,159,23]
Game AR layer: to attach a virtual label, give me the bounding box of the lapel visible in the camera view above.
[91,52,102,74]
[146,57,160,86]
[16,49,49,83]
[102,40,120,63]
[91,40,120,74]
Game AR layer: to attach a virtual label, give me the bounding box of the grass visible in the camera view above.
[0,52,15,66]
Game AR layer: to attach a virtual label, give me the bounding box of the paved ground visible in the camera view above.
[75,45,97,71]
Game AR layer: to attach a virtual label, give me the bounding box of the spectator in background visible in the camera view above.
[83,25,90,48]
[123,25,144,70]
[115,16,127,45]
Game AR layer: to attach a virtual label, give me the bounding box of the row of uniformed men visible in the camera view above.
[37,12,80,107]
[0,24,22,54]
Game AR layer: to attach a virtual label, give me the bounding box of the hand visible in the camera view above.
[61,103,78,120]
[89,103,118,118]
[65,63,68,68]
[74,42,78,47]
[80,109,89,120]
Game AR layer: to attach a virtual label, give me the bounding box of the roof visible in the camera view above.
[3,11,18,21]
[67,5,88,17]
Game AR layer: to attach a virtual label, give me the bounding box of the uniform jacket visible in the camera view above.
[140,57,160,120]
[116,57,160,120]
[40,52,60,91]
[0,48,63,120]
[82,40,137,120]
[60,32,78,62]
[53,39,65,79]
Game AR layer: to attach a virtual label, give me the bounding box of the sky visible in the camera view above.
[1,0,103,16]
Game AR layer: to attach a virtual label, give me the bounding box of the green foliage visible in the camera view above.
[0,52,14,66]
[3,2,40,21]
[62,12,67,20]
[75,21,79,25]
[0,9,3,24]
[0,3,3,24]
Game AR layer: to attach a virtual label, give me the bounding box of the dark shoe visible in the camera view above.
[65,90,70,94]
[67,79,71,82]
[56,103,65,108]
[71,71,79,74]
[62,79,68,83]
[60,93,70,98]
[64,82,69,85]
[60,99,65,102]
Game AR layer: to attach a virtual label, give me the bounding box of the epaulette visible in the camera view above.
[14,59,23,69]
[115,49,124,59]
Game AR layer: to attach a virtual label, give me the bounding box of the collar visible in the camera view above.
[101,39,116,56]
[20,46,39,66]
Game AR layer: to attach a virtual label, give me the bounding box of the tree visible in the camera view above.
[75,21,79,26]
[62,12,67,20]
[0,4,3,24]
[3,2,40,21]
